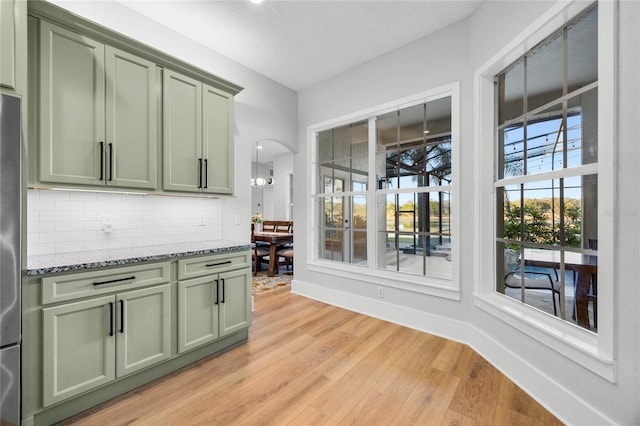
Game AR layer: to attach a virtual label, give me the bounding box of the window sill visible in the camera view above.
[307,259,460,301]
[474,292,616,382]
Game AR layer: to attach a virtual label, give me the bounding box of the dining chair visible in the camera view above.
[251,224,270,275]
[276,245,294,271]
[504,249,562,316]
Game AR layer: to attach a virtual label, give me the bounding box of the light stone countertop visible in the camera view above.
[26,240,251,276]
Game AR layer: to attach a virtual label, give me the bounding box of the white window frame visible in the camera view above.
[307,82,461,300]
[474,0,616,381]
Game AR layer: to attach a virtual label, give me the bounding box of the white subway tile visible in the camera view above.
[38,210,70,222]
[28,243,56,256]
[56,241,84,253]
[39,232,70,244]
[39,190,71,201]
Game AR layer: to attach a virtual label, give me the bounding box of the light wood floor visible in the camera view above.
[63,289,562,425]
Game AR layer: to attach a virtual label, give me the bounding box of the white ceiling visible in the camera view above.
[117,0,482,92]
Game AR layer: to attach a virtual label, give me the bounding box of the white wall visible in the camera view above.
[294,1,640,424]
[273,152,294,220]
[34,0,298,251]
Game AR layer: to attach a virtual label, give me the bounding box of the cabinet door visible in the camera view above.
[202,84,234,195]
[43,295,115,407]
[39,21,105,186]
[0,0,16,89]
[105,47,157,189]
[116,284,171,377]
[218,269,252,338]
[163,69,202,193]
[177,276,219,353]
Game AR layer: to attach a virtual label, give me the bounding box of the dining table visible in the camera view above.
[253,231,294,277]
[523,248,598,329]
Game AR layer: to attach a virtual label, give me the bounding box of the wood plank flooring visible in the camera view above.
[62,290,562,425]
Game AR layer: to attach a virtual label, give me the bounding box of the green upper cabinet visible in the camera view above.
[39,21,105,186]
[164,70,235,195]
[105,47,157,189]
[39,21,157,189]
[203,84,234,195]
[0,0,17,89]
[162,69,202,193]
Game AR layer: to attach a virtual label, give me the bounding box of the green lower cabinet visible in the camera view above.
[42,295,115,407]
[42,284,171,407]
[115,285,172,377]
[178,268,251,353]
[219,269,252,337]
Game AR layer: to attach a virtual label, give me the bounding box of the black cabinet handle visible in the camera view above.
[99,141,104,181]
[221,278,225,304]
[214,279,219,305]
[119,300,125,334]
[198,158,203,188]
[108,302,114,336]
[93,275,136,286]
[204,159,208,189]
[206,261,232,268]
[108,143,113,181]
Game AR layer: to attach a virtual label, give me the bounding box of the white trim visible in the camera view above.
[307,82,461,297]
[307,260,460,301]
[291,278,614,425]
[495,163,598,188]
[474,0,616,381]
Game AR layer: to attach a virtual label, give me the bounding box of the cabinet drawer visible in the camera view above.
[177,251,250,280]
[42,262,171,305]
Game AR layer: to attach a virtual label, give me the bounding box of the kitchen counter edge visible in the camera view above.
[26,240,251,276]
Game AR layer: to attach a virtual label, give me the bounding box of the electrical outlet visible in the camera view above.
[377,287,384,298]
[199,214,206,226]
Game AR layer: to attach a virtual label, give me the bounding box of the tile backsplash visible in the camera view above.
[27,189,223,256]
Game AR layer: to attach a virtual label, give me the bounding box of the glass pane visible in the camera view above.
[323,229,344,261]
[352,230,367,264]
[399,104,424,143]
[323,197,343,228]
[426,140,452,186]
[380,194,397,232]
[527,32,564,113]
[562,176,583,248]
[333,125,350,161]
[521,180,556,245]
[319,166,334,194]
[317,130,333,163]
[568,6,598,93]
[567,87,598,165]
[498,60,524,125]
[381,233,399,272]
[429,192,451,235]
[501,123,525,178]
[525,109,565,174]
[580,173,597,250]
[426,97,451,134]
[352,196,367,230]
[502,183,522,243]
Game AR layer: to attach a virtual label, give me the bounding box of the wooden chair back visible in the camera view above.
[262,220,292,233]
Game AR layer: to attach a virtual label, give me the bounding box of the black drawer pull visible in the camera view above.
[119,300,125,334]
[93,276,136,286]
[205,261,232,268]
[221,278,225,304]
[214,279,219,305]
[108,302,114,336]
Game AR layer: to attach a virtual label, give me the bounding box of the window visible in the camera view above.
[475,0,616,380]
[312,85,458,293]
[495,5,598,332]
[376,99,452,279]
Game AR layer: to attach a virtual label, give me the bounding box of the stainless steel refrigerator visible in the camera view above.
[0,93,22,425]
